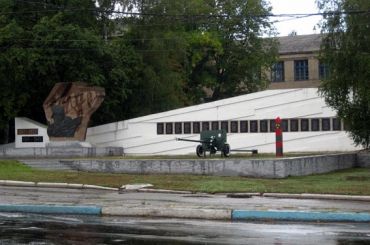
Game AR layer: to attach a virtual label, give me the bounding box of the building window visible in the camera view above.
[158,118,342,135]
[319,62,330,79]
[221,121,229,132]
[260,120,268,132]
[332,118,341,131]
[193,122,200,134]
[230,121,238,133]
[175,122,182,134]
[271,61,285,82]
[22,136,43,143]
[202,121,209,131]
[184,122,191,134]
[294,60,309,81]
[240,121,248,133]
[211,121,219,130]
[165,123,173,134]
[269,120,276,132]
[282,119,289,132]
[301,119,309,131]
[250,120,258,133]
[290,119,299,132]
[322,118,331,131]
[311,119,320,131]
[157,123,164,134]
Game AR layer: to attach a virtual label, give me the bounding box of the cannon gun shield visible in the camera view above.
[177,130,230,157]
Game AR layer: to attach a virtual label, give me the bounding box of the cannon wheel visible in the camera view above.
[196,144,204,157]
[222,144,230,157]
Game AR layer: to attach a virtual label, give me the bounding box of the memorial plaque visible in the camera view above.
[260,120,268,132]
[211,121,219,130]
[221,121,229,132]
[332,118,341,131]
[269,120,276,132]
[175,122,182,134]
[202,121,209,131]
[290,119,299,132]
[322,118,331,131]
[17,128,38,135]
[311,118,320,131]
[22,136,43,143]
[301,119,309,131]
[282,119,288,132]
[230,121,238,133]
[250,120,258,133]
[184,122,191,134]
[157,123,164,134]
[240,120,248,133]
[193,122,200,134]
[165,123,173,134]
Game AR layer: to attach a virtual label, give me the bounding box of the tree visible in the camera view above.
[0,0,137,142]
[119,0,200,112]
[121,0,277,103]
[318,0,370,149]
[196,0,277,101]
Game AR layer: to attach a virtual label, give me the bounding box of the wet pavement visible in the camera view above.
[0,212,369,245]
[1,186,370,214]
[1,186,370,244]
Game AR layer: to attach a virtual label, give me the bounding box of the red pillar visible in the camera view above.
[275,117,283,157]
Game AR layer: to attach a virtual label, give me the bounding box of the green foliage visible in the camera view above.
[318,0,370,149]
[0,0,139,131]
[124,0,277,103]
[199,0,277,101]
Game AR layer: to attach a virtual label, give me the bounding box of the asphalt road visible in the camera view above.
[0,212,369,245]
[1,186,370,213]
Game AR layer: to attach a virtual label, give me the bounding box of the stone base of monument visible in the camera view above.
[46,141,93,148]
[0,144,124,159]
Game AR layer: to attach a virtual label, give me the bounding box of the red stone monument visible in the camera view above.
[43,82,105,141]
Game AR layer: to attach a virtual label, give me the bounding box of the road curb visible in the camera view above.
[263,193,370,202]
[119,188,193,194]
[0,180,118,191]
[137,188,193,194]
[102,207,231,220]
[0,180,36,187]
[1,203,369,222]
[0,204,102,215]
[232,210,370,222]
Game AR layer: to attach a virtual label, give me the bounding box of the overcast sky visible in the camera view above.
[269,0,322,36]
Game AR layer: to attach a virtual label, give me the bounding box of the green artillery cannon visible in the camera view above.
[176,130,230,157]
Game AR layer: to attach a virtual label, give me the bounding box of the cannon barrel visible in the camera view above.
[176,138,207,144]
[231,149,258,154]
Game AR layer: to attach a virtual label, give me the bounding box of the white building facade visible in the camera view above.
[85,88,359,155]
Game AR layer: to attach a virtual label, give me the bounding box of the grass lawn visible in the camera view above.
[0,160,369,195]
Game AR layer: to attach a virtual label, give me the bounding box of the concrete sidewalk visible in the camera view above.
[1,185,370,222]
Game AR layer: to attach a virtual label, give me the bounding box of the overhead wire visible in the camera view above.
[4,0,370,27]
[2,2,370,19]
[2,0,369,53]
